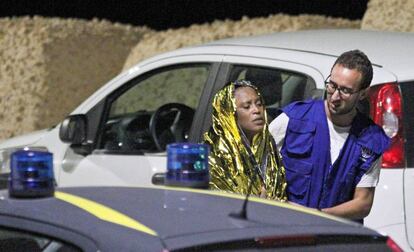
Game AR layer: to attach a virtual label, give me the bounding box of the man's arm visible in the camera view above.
[322,158,382,219]
[321,187,375,219]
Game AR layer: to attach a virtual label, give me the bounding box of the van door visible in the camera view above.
[59,57,221,187]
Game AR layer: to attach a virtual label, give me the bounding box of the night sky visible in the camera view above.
[0,0,368,30]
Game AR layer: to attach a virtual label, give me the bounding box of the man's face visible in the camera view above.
[234,86,265,139]
[325,64,366,116]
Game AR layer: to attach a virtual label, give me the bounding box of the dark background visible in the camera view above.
[0,0,368,30]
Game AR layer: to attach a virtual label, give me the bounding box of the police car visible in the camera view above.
[0,149,401,251]
[0,29,413,250]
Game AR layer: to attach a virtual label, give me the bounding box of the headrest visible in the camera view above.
[245,68,282,105]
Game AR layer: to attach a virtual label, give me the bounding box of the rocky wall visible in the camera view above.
[124,14,360,70]
[0,16,150,139]
[362,0,414,32]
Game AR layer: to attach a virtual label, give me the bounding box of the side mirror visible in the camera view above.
[152,172,166,185]
[59,115,87,145]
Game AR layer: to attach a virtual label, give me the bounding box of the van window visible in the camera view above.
[100,64,210,153]
[228,65,316,120]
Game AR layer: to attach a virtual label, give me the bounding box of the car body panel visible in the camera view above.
[365,169,406,247]
[405,168,414,249]
[208,29,414,81]
[0,129,49,149]
[0,186,390,251]
[59,149,167,187]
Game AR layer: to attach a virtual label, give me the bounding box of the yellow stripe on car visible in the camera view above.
[55,191,157,236]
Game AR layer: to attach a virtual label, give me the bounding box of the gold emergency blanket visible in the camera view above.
[203,84,287,201]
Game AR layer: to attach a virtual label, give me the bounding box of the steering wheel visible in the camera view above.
[149,103,195,151]
[116,115,154,152]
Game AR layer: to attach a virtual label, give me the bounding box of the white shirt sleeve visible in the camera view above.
[356,157,382,187]
[269,112,290,151]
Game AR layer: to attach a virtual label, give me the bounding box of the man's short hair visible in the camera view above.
[332,50,373,90]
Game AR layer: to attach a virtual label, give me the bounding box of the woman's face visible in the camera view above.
[234,86,265,140]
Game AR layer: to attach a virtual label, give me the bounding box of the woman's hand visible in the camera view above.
[260,186,267,198]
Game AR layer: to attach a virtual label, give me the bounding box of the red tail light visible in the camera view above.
[386,237,403,252]
[368,83,404,168]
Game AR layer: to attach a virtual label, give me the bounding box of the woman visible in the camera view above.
[203,80,287,201]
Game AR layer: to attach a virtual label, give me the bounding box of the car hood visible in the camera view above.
[0,187,383,251]
[138,188,380,251]
[0,128,50,149]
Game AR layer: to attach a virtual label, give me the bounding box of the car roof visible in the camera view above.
[79,29,410,115]
[204,29,414,79]
[0,186,382,251]
[134,29,411,85]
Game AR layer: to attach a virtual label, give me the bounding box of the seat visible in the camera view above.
[245,68,283,120]
[280,75,307,107]
[245,68,283,106]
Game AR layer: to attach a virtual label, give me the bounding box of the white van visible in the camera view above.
[0,30,412,251]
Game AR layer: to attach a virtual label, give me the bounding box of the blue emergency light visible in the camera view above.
[165,143,209,188]
[8,149,55,198]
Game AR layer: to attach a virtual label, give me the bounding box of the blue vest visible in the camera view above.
[281,99,390,209]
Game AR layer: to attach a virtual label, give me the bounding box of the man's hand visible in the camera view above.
[321,187,375,220]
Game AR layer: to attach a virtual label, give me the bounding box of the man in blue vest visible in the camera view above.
[269,50,390,222]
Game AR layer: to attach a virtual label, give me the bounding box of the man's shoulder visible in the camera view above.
[282,98,317,110]
[282,99,323,119]
[353,112,391,154]
[355,112,387,135]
